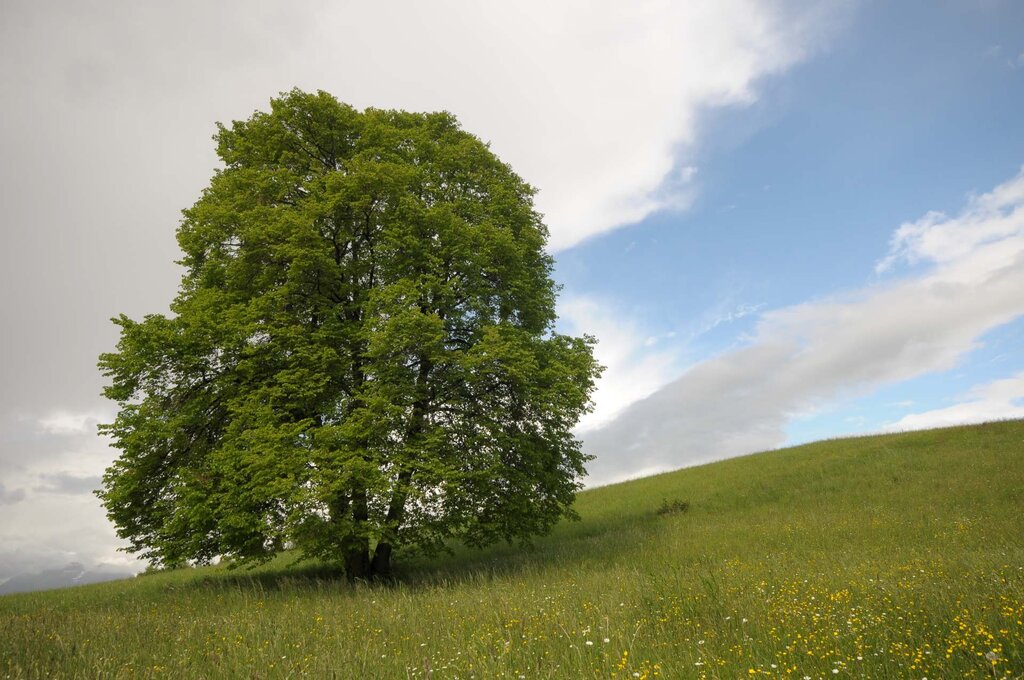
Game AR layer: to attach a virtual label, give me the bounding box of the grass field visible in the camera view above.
[2,420,1023,678]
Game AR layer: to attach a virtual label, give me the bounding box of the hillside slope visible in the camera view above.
[3,420,1023,678]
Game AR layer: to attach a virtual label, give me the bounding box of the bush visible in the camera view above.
[656,498,690,516]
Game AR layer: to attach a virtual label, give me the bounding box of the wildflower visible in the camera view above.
[586,641,594,646]
[604,638,610,643]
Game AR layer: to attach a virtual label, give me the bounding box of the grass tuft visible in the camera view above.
[655,499,690,516]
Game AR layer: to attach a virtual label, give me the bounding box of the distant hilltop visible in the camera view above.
[0,561,134,595]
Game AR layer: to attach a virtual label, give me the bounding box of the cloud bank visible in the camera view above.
[0,411,139,579]
[583,169,1024,484]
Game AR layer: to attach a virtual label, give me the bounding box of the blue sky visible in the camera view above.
[1,0,1023,574]
[556,1,1024,480]
[561,1,1024,335]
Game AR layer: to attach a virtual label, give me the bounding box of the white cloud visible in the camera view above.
[513,2,836,249]
[0,3,845,290]
[584,169,1024,485]
[884,372,1024,432]
[559,297,680,432]
[325,0,835,251]
[876,173,1024,274]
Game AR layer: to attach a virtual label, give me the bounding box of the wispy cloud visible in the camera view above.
[584,169,1024,484]
[690,301,765,339]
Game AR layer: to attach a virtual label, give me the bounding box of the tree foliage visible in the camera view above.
[98,89,601,579]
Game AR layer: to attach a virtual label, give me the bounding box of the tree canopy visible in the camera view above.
[98,89,601,579]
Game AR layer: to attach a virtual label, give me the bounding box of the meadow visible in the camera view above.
[2,420,1023,679]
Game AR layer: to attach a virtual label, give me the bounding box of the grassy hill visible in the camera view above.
[3,420,1023,678]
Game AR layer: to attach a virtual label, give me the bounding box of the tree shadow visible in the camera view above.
[159,486,692,595]
[158,559,344,594]
[393,511,667,589]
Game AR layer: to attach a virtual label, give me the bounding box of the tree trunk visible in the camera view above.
[370,542,393,579]
[343,539,371,581]
[365,352,431,582]
[342,486,371,581]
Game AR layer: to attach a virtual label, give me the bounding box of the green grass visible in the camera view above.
[3,420,1024,679]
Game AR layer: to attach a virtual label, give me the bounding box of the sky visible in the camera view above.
[1,0,1023,578]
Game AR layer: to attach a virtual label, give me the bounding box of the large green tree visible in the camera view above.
[98,89,601,580]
